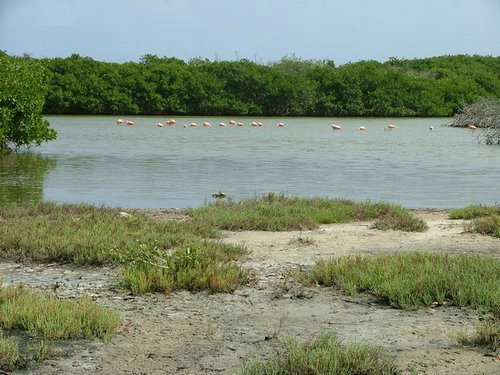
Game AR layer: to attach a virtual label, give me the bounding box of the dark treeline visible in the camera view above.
[37,54,500,117]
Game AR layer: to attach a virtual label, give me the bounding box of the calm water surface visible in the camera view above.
[1,116,499,208]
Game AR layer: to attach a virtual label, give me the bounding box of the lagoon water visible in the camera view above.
[1,116,499,209]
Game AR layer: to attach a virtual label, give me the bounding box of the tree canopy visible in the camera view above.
[0,52,57,152]
[37,54,499,117]
[3,52,500,119]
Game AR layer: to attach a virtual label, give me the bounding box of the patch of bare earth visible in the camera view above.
[3,210,499,374]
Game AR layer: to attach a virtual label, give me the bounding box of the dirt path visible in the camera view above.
[4,210,499,375]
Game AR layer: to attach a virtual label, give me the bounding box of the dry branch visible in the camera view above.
[447,97,500,145]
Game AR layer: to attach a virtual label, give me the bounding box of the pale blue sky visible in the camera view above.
[1,0,499,65]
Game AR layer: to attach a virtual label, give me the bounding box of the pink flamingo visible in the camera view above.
[359,126,366,132]
[219,122,227,127]
[166,119,176,125]
[467,124,477,130]
[331,124,342,130]
[385,124,397,131]
[203,122,212,127]
[116,119,125,125]
[228,120,237,125]
[189,122,198,127]
[126,120,135,126]
[237,122,244,127]
[156,122,164,128]
[277,122,285,128]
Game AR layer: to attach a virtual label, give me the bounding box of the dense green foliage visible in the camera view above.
[0,52,56,152]
[37,53,500,117]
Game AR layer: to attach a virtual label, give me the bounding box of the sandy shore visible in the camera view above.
[3,210,499,374]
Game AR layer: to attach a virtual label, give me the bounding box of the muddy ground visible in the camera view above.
[2,210,499,374]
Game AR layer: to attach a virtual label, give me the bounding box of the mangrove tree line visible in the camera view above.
[27,53,500,117]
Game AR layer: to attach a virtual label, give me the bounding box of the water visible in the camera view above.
[1,116,499,208]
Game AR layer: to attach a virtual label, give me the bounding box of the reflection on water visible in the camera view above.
[5,116,500,208]
[0,153,57,207]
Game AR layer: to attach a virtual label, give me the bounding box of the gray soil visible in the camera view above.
[2,210,499,375]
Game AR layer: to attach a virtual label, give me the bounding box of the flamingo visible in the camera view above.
[251,121,258,127]
[219,122,227,127]
[277,122,285,128]
[228,120,237,125]
[467,124,477,130]
[166,119,176,125]
[126,120,135,126]
[385,124,397,131]
[203,122,212,127]
[257,122,263,127]
[331,124,342,130]
[429,126,434,131]
[189,122,198,127]
[156,122,164,128]
[359,126,366,132]
[116,119,125,125]
[237,122,244,127]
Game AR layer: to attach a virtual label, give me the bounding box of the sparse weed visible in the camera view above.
[239,333,400,374]
[457,314,500,350]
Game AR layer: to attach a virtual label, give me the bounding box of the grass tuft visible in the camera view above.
[0,202,250,295]
[239,333,400,375]
[457,314,500,351]
[189,194,427,232]
[449,205,500,238]
[0,283,121,342]
[0,201,217,265]
[301,253,500,312]
[0,330,19,371]
[118,240,249,295]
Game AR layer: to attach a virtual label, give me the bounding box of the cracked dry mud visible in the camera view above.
[2,210,499,375]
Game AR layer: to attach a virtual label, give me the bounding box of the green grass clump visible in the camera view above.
[189,193,427,232]
[0,283,121,342]
[302,253,500,312]
[0,201,217,265]
[0,202,250,296]
[449,205,500,238]
[239,333,400,375]
[449,204,500,220]
[119,240,249,295]
[0,330,19,371]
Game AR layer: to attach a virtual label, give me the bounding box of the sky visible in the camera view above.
[1,0,499,65]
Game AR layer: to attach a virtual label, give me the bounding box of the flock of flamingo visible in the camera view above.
[116,118,479,132]
[117,118,286,128]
